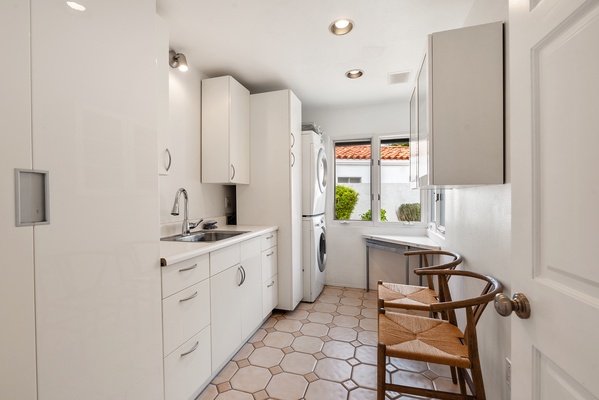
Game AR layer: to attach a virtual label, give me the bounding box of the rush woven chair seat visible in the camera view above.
[377,270,503,400]
[378,250,463,313]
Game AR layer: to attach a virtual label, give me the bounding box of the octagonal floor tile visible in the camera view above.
[355,345,377,365]
[307,311,334,324]
[348,387,377,400]
[323,287,344,296]
[248,346,284,368]
[358,318,377,331]
[342,289,364,298]
[305,379,348,400]
[337,305,361,316]
[340,296,363,306]
[313,302,338,313]
[274,319,302,333]
[262,331,294,349]
[284,308,310,320]
[351,363,378,390]
[332,315,359,328]
[213,389,254,400]
[328,326,358,342]
[322,340,355,360]
[318,294,341,304]
[390,369,434,390]
[357,330,378,346]
[266,372,308,400]
[230,365,272,393]
[314,357,352,382]
[292,335,324,354]
[300,322,329,337]
[280,352,317,374]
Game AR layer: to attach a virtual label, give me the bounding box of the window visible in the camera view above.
[333,136,422,223]
[430,188,446,233]
[380,138,421,223]
[334,140,371,221]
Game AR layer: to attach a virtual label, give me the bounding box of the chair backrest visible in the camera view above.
[404,250,463,293]
[415,269,503,327]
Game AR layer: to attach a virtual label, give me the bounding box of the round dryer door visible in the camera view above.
[317,227,327,272]
[317,148,327,194]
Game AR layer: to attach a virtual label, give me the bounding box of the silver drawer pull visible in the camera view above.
[179,291,198,303]
[178,263,198,273]
[266,235,274,239]
[267,281,275,288]
[180,341,199,357]
[267,251,274,257]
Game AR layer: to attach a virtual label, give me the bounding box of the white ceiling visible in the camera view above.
[156,0,476,109]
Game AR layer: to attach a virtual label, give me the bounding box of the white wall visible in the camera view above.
[159,65,234,235]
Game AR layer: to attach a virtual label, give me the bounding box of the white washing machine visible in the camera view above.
[302,130,327,216]
[302,215,327,302]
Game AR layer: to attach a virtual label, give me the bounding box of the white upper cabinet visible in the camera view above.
[201,75,250,184]
[415,22,504,187]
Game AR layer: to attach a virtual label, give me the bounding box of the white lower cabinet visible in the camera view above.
[161,255,211,400]
[210,237,263,372]
[162,230,279,396]
[164,327,211,400]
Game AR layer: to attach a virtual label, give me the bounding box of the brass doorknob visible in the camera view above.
[494,292,531,319]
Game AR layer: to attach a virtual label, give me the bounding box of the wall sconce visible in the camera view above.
[169,50,188,72]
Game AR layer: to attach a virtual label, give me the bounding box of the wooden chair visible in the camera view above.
[378,250,463,315]
[377,270,503,400]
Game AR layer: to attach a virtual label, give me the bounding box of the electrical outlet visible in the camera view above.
[506,358,512,388]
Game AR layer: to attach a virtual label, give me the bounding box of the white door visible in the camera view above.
[510,0,599,398]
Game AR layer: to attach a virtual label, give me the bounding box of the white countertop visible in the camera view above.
[160,225,278,266]
[362,234,440,250]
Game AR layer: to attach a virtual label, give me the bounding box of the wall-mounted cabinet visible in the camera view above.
[411,22,504,188]
[201,75,250,184]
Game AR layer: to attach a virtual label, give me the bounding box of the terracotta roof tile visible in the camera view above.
[335,145,410,160]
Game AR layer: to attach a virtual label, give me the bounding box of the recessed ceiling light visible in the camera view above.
[66,1,86,11]
[329,19,354,35]
[345,69,364,79]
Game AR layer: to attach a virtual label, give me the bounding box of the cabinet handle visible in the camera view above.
[238,266,246,286]
[179,291,198,303]
[231,164,236,180]
[180,341,199,357]
[267,251,274,257]
[267,280,275,288]
[266,235,274,239]
[291,152,295,167]
[165,148,172,172]
[178,263,197,273]
[291,132,295,148]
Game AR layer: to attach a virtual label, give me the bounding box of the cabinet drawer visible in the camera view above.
[261,231,277,250]
[163,280,210,356]
[262,274,278,318]
[162,254,209,299]
[164,326,211,400]
[241,237,261,260]
[261,246,277,280]
[210,243,240,276]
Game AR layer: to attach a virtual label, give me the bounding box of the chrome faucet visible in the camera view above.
[171,188,203,236]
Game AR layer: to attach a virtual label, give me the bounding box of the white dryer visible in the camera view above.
[302,215,327,302]
[302,130,327,216]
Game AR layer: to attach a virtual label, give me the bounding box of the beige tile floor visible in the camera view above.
[197,286,460,400]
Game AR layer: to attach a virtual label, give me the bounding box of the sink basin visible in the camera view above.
[161,230,248,243]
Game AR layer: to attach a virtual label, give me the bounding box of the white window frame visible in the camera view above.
[331,133,428,228]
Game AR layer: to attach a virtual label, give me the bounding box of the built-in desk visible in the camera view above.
[362,235,440,291]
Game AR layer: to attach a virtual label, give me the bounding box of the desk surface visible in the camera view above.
[362,234,440,250]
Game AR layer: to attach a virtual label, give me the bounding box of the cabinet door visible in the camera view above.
[210,265,242,372]
[263,275,278,318]
[240,254,263,338]
[409,86,418,189]
[417,52,430,187]
[229,77,250,184]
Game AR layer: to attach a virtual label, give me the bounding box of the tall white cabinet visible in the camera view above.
[1,1,164,399]
[237,90,303,311]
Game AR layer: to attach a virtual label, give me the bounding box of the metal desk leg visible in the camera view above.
[366,245,370,292]
[405,246,410,285]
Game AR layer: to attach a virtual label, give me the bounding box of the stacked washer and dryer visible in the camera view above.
[301,127,328,302]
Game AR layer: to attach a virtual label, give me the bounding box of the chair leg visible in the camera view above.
[450,366,458,384]
[457,368,468,395]
[377,343,386,400]
[470,359,486,400]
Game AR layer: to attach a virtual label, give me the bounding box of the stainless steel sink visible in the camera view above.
[161,230,248,243]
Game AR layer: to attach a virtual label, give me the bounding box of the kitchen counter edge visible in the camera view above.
[160,225,278,267]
